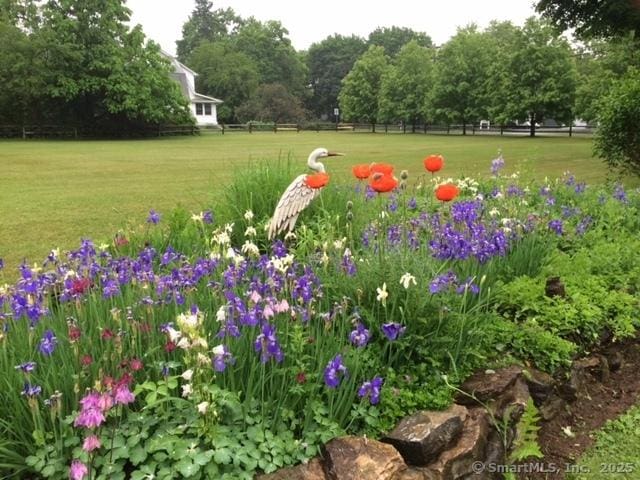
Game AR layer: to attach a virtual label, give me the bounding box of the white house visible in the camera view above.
[162,51,223,126]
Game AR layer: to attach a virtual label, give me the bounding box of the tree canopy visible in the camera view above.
[431,25,490,134]
[536,0,640,39]
[0,0,192,132]
[338,45,389,126]
[368,26,432,57]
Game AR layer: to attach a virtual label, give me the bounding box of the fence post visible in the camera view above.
[402,122,406,134]
[74,127,78,139]
[569,124,572,137]
[500,125,504,136]
[249,123,253,134]
[472,125,476,135]
[424,124,428,134]
[22,126,26,139]
[385,123,388,134]
[274,124,278,133]
[447,125,450,135]
[297,124,300,133]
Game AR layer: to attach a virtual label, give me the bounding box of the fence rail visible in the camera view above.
[0,122,597,139]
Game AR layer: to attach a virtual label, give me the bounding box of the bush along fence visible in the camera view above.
[211,122,598,137]
[1,122,596,139]
[0,124,199,139]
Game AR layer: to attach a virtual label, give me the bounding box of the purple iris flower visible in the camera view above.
[39,330,57,356]
[548,219,563,236]
[0,258,3,270]
[456,278,480,295]
[212,345,235,372]
[21,382,42,397]
[349,323,370,348]
[576,216,593,236]
[381,322,406,341]
[254,323,284,363]
[490,155,505,176]
[203,210,214,224]
[358,376,384,405]
[147,209,161,224]
[15,361,37,373]
[407,197,417,210]
[613,184,628,204]
[429,271,458,294]
[324,354,348,388]
[341,253,357,276]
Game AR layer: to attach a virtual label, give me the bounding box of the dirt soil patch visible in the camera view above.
[519,337,640,479]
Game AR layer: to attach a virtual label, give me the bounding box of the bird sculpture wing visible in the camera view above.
[268,174,321,240]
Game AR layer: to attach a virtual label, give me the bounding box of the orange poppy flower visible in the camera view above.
[370,163,394,176]
[352,164,371,179]
[435,183,460,202]
[304,172,330,189]
[369,173,398,193]
[423,154,444,173]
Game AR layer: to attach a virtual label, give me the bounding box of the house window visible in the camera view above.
[195,103,203,115]
[204,104,212,115]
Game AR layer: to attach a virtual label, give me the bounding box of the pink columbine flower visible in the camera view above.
[79,392,101,411]
[69,459,88,480]
[82,434,101,452]
[98,393,113,412]
[263,304,274,319]
[74,407,105,429]
[113,384,135,405]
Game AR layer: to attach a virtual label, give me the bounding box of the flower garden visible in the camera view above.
[1,152,639,479]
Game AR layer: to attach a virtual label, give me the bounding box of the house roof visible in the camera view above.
[192,93,223,104]
[161,50,223,105]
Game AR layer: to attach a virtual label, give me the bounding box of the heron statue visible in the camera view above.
[267,147,344,240]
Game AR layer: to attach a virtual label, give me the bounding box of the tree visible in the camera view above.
[431,25,491,134]
[378,40,434,129]
[176,0,241,61]
[30,0,191,130]
[574,37,640,122]
[306,34,367,119]
[338,45,389,129]
[594,69,640,175]
[536,0,640,39]
[368,26,432,57]
[235,83,306,123]
[488,18,577,136]
[187,41,259,122]
[231,18,307,96]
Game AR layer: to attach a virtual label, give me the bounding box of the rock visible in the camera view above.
[381,405,468,466]
[604,349,623,372]
[539,394,567,421]
[257,457,327,480]
[523,368,555,406]
[323,436,407,480]
[482,429,506,475]
[545,276,566,298]
[391,467,442,480]
[429,408,490,479]
[500,378,530,424]
[557,364,589,402]
[456,366,523,405]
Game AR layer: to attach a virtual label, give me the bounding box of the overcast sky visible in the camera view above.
[127,0,539,55]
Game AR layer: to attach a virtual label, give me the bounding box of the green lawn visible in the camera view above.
[0,131,614,274]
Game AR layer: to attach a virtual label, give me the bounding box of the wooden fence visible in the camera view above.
[0,122,596,139]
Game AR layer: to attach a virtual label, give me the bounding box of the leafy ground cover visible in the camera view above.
[0,133,610,276]
[1,148,639,479]
[568,405,640,480]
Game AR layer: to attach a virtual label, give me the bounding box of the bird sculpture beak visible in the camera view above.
[327,152,344,157]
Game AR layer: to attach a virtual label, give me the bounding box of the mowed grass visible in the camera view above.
[0,131,615,274]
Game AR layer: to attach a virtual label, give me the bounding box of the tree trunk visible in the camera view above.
[529,113,536,137]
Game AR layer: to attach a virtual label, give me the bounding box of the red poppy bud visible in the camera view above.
[296,372,306,384]
[423,154,444,173]
[164,341,176,353]
[435,183,460,202]
[80,354,93,367]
